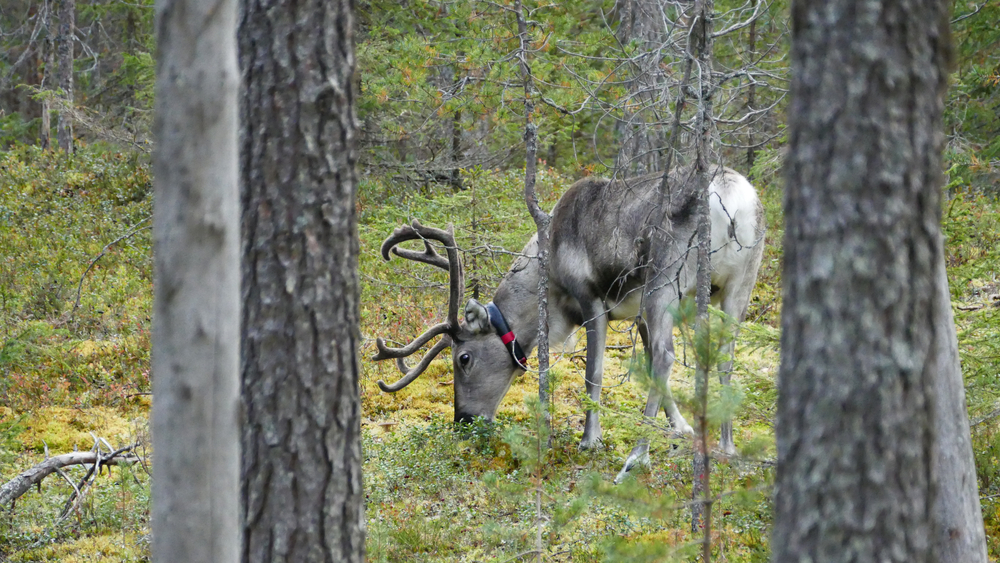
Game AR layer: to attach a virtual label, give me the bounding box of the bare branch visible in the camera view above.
[1,448,140,509]
[71,215,152,318]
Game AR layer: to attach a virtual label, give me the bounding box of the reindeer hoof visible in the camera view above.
[578,435,603,451]
[717,442,737,458]
[614,444,651,484]
[675,421,695,436]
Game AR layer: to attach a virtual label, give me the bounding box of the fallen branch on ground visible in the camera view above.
[0,445,140,509]
[971,404,1000,428]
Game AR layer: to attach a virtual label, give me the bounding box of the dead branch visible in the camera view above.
[0,447,140,509]
[70,215,152,319]
[971,405,1000,428]
[27,87,153,151]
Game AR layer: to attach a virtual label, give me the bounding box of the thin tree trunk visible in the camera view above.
[238,0,366,560]
[773,1,985,561]
[450,107,463,191]
[744,0,758,171]
[151,0,241,559]
[515,0,551,417]
[56,0,74,153]
[689,3,715,554]
[40,0,54,150]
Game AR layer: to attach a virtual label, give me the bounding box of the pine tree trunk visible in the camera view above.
[151,0,241,559]
[689,2,715,550]
[774,1,986,561]
[614,0,668,175]
[238,0,366,560]
[56,0,74,153]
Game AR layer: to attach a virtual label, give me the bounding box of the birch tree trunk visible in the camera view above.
[238,0,366,560]
[151,0,241,559]
[55,0,74,153]
[774,1,986,561]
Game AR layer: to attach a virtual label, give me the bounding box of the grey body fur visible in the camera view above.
[376,166,765,481]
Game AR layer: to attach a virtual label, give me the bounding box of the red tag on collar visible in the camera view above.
[500,331,516,345]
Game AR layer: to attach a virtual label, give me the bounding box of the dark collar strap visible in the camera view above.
[485,302,528,370]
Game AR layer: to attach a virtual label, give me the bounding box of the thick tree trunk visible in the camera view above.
[151,0,241,560]
[774,1,985,562]
[238,0,365,561]
[56,0,74,153]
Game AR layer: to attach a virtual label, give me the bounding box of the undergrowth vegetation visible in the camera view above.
[0,146,997,560]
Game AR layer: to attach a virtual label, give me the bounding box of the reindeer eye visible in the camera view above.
[459,353,471,367]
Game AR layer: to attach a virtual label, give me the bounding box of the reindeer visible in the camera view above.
[373,165,764,481]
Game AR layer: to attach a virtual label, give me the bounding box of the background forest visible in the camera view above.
[1,0,998,561]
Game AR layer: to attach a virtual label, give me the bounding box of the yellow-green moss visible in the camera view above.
[8,532,147,562]
[16,407,139,453]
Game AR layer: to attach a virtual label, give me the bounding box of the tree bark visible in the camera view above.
[238,0,366,560]
[614,0,669,175]
[744,0,758,171]
[515,0,551,415]
[55,0,74,153]
[151,0,241,559]
[40,0,54,150]
[687,3,715,552]
[928,245,988,561]
[774,1,986,562]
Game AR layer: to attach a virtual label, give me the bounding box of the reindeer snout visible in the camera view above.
[455,412,477,424]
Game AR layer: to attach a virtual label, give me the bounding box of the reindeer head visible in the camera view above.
[373,220,526,423]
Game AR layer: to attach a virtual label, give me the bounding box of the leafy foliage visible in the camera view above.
[948,1,1000,191]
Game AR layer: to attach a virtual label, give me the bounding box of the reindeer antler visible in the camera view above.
[374,220,464,392]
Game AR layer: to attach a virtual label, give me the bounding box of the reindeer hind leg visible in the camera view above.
[578,299,608,450]
[715,272,757,456]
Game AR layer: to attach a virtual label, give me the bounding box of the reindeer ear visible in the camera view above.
[464,299,492,334]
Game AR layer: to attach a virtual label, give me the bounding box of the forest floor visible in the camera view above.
[0,147,997,561]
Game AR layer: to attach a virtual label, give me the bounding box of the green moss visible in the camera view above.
[9,532,148,562]
[14,407,137,453]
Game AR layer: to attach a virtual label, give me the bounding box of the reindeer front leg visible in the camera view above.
[616,311,693,483]
[717,335,737,456]
[646,306,694,435]
[579,300,608,450]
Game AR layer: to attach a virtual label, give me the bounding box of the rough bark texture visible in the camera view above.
[152,0,241,559]
[689,1,714,547]
[238,0,365,560]
[55,0,74,152]
[515,0,551,415]
[774,1,985,562]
